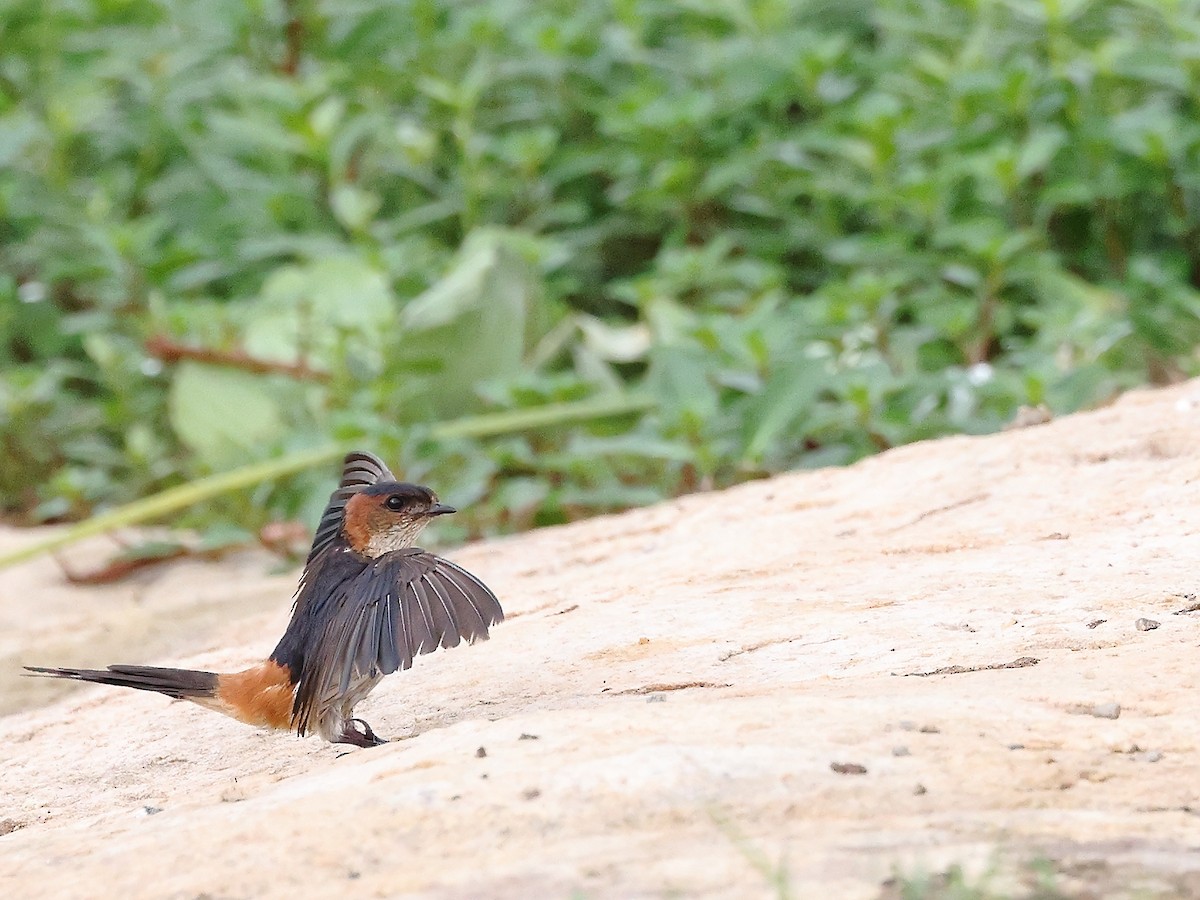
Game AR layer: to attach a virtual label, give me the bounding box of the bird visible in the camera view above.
[25,451,504,747]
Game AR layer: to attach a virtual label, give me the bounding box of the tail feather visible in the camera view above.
[24,665,218,700]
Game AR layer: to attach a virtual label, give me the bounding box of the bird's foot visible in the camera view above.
[335,717,387,748]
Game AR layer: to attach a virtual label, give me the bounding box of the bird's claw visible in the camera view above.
[335,717,387,748]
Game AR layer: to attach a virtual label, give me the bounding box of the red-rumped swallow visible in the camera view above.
[25,451,503,747]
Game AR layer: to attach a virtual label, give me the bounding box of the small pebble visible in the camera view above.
[1086,619,1106,629]
[521,788,541,800]
[1126,746,1162,763]
[913,784,927,795]
[647,694,666,703]
[1092,702,1121,719]
[1005,404,1053,429]
[830,762,868,775]
[1007,743,1025,750]
[518,733,540,741]
[892,746,910,757]
[475,746,487,758]
[1067,702,1120,720]
[918,724,940,734]
[1135,618,1160,631]
[142,806,162,816]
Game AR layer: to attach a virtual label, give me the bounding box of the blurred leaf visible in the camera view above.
[243,255,395,367]
[330,185,382,232]
[397,228,542,416]
[743,360,822,464]
[168,363,289,467]
[577,314,652,362]
[647,345,720,424]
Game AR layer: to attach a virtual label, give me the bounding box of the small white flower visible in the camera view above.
[966,362,994,386]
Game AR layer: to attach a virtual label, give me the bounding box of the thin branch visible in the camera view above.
[279,0,304,76]
[145,335,329,382]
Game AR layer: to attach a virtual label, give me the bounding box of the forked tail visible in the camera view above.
[24,665,218,700]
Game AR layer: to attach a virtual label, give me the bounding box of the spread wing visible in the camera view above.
[307,451,396,564]
[291,547,504,736]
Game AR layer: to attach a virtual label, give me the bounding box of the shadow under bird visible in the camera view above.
[25,451,504,747]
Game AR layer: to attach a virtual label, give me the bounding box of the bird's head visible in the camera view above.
[341,482,456,558]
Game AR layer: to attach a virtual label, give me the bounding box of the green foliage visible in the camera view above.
[3,0,1200,534]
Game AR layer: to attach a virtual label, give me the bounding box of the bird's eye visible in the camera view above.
[384,495,405,511]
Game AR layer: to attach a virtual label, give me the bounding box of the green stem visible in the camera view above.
[0,394,653,569]
[431,393,651,439]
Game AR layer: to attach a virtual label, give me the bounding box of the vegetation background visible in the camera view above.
[3,0,1200,554]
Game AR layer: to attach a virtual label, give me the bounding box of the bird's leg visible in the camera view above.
[335,717,386,748]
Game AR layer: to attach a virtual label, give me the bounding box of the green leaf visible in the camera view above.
[243,255,395,367]
[330,185,382,232]
[742,360,821,464]
[396,228,543,416]
[168,363,289,467]
[647,345,720,424]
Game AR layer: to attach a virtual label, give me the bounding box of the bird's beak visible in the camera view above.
[428,503,456,517]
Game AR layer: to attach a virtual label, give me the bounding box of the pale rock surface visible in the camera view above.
[4,382,1200,897]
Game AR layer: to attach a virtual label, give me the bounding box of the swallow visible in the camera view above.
[25,451,504,747]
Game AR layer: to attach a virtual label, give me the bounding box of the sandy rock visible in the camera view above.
[6,381,1200,896]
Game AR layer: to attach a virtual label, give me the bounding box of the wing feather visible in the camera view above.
[434,568,488,641]
[395,585,415,671]
[292,586,343,735]
[339,598,373,695]
[407,577,437,658]
[289,548,504,736]
[307,451,396,564]
[434,559,504,637]
[435,557,505,625]
[420,572,462,649]
[377,587,401,674]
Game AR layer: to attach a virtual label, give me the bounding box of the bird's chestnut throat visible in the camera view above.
[341,492,429,557]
